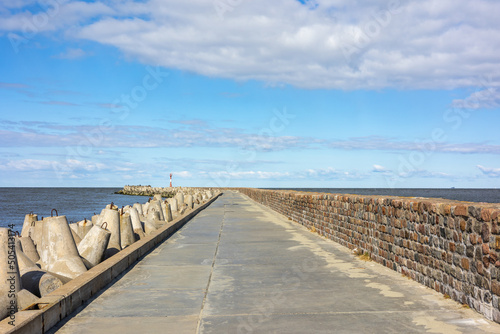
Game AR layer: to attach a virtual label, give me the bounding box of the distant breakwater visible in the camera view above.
[0,187,221,330]
[116,185,216,198]
[116,185,177,197]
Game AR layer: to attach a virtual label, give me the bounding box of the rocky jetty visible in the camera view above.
[116,185,218,198]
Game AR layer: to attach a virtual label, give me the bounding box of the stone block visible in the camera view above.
[454,205,469,217]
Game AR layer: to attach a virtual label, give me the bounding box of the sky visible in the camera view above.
[0,0,499,188]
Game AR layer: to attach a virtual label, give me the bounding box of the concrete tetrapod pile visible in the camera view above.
[0,188,220,323]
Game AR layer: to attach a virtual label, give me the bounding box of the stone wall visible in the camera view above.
[235,188,500,323]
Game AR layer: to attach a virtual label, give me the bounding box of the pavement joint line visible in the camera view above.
[196,310,444,317]
[195,200,227,333]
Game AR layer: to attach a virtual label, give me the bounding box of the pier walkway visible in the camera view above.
[50,192,500,333]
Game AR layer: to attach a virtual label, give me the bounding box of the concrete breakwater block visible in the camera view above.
[19,236,39,263]
[91,214,100,227]
[161,201,173,222]
[147,210,160,222]
[119,212,135,249]
[14,238,23,256]
[16,248,63,297]
[102,209,122,259]
[133,202,143,216]
[38,216,88,280]
[145,210,167,231]
[78,225,111,269]
[20,213,37,238]
[142,201,150,216]
[77,218,93,239]
[127,207,145,240]
[149,200,165,221]
[31,220,43,249]
[168,197,178,214]
[143,219,157,235]
[185,195,194,209]
[69,222,79,237]
[105,203,118,210]
[70,227,82,246]
[194,193,202,204]
[175,192,185,207]
[143,210,160,235]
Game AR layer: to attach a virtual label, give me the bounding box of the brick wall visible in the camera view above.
[235,188,500,323]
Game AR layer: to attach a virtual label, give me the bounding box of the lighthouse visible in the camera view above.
[170,173,173,187]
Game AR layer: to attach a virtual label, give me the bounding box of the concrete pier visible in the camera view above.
[48,191,500,333]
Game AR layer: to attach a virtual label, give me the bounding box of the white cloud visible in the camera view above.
[174,171,193,178]
[0,158,105,172]
[372,164,390,173]
[54,48,87,59]
[206,170,291,180]
[202,165,457,183]
[0,1,116,32]
[3,121,500,157]
[477,165,500,177]
[205,167,367,181]
[451,87,500,110]
[396,169,451,179]
[0,120,312,152]
[2,0,500,89]
[328,136,500,155]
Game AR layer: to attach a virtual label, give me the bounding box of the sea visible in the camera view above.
[0,188,149,233]
[1,187,499,232]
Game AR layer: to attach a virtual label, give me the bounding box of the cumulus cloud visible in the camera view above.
[2,0,500,89]
[477,165,500,177]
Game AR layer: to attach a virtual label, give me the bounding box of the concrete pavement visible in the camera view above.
[50,191,500,333]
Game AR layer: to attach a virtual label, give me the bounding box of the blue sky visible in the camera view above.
[1,0,500,188]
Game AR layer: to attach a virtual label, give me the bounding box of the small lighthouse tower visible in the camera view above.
[170,173,173,187]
